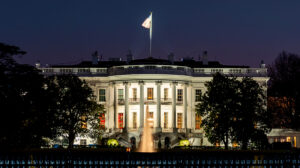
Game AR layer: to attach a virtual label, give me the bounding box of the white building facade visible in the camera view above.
[39,58,269,148]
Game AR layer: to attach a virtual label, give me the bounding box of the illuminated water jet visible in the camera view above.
[138,104,155,152]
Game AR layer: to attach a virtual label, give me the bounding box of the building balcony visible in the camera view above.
[161,98,172,105]
[162,128,174,132]
[118,99,125,105]
[129,98,140,104]
[144,98,156,104]
[176,100,183,105]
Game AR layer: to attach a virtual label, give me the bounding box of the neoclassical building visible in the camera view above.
[38,55,268,148]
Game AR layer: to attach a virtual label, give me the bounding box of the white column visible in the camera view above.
[113,82,117,130]
[156,81,162,132]
[184,82,188,133]
[172,81,177,132]
[124,81,129,131]
[139,81,144,129]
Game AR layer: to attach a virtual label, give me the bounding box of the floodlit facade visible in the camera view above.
[38,56,270,148]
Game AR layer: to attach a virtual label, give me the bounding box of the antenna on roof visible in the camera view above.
[92,51,99,65]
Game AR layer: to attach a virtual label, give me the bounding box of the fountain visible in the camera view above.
[137,104,156,152]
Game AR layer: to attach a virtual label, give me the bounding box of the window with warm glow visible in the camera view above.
[195,114,201,129]
[195,89,201,102]
[164,112,168,128]
[177,89,183,102]
[99,89,106,102]
[133,112,137,129]
[81,116,87,129]
[118,113,123,129]
[177,113,183,128]
[147,88,153,100]
[99,113,105,129]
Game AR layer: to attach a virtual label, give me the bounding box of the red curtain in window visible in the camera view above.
[99,113,105,129]
[118,113,123,129]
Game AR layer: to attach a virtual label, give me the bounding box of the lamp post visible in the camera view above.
[59,136,63,147]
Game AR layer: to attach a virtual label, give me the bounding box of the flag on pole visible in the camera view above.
[142,12,153,57]
[142,14,152,29]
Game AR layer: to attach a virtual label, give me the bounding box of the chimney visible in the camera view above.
[168,52,174,64]
[260,60,266,68]
[126,50,133,63]
[202,51,208,65]
[92,51,99,65]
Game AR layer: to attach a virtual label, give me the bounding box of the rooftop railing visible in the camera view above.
[39,66,267,77]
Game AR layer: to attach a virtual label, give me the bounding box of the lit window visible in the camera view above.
[286,137,291,142]
[195,89,201,102]
[118,113,123,129]
[133,112,137,129]
[177,89,183,102]
[195,114,201,129]
[148,112,154,128]
[147,88,153,100]
[99,113,105,129]
[81,116,87,129]
[164,112,168,128]
[99,89,106,102]
[177,113,183,128]
[164,88,168,100]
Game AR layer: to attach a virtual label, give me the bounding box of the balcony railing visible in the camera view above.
[129,98,140,104]
[176,100,183,105]
[144,98,156,104]
[118,99,125,105]
[161,98,172,104]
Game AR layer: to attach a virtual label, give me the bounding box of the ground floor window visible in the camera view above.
[177,113,183,128]
[164,112,168,128]
[80,139,87,145]
[81,116,87,129]
[99,113,105,129]
[132,112,137,129]
[195,114,201,129]
[118,113,123,129]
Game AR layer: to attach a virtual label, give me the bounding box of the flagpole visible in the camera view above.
[149,12,152,57]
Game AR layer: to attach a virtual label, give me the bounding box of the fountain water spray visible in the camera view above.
[138,104,155,152]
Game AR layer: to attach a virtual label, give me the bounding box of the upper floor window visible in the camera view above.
[99,89,106,102]
[147,88,153,100]
[195,89,201,102]
[177,89,183,102]
[118,89,124,100]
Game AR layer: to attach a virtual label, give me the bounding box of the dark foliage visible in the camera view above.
[268,51,300,129]
[196,73,270,149]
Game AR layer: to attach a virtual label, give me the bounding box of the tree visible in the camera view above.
[196,73,240,149]
[196,73,270,149]
[268,51,300,129]
[233,77,270,150]
[0,42,57,148]
[50,75,104,148]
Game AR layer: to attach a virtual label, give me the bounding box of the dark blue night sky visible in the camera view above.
[1,0,300,67]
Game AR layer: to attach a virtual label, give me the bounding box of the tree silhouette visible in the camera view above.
[196,73,239,149]
[268,51,300,129]
[49,75,105,148]
[196,73,270,149]
[0,42,57,148]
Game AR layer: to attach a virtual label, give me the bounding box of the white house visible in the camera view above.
[39,55,271,148]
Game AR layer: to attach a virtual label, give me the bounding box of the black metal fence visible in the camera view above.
[1,149,300,167]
